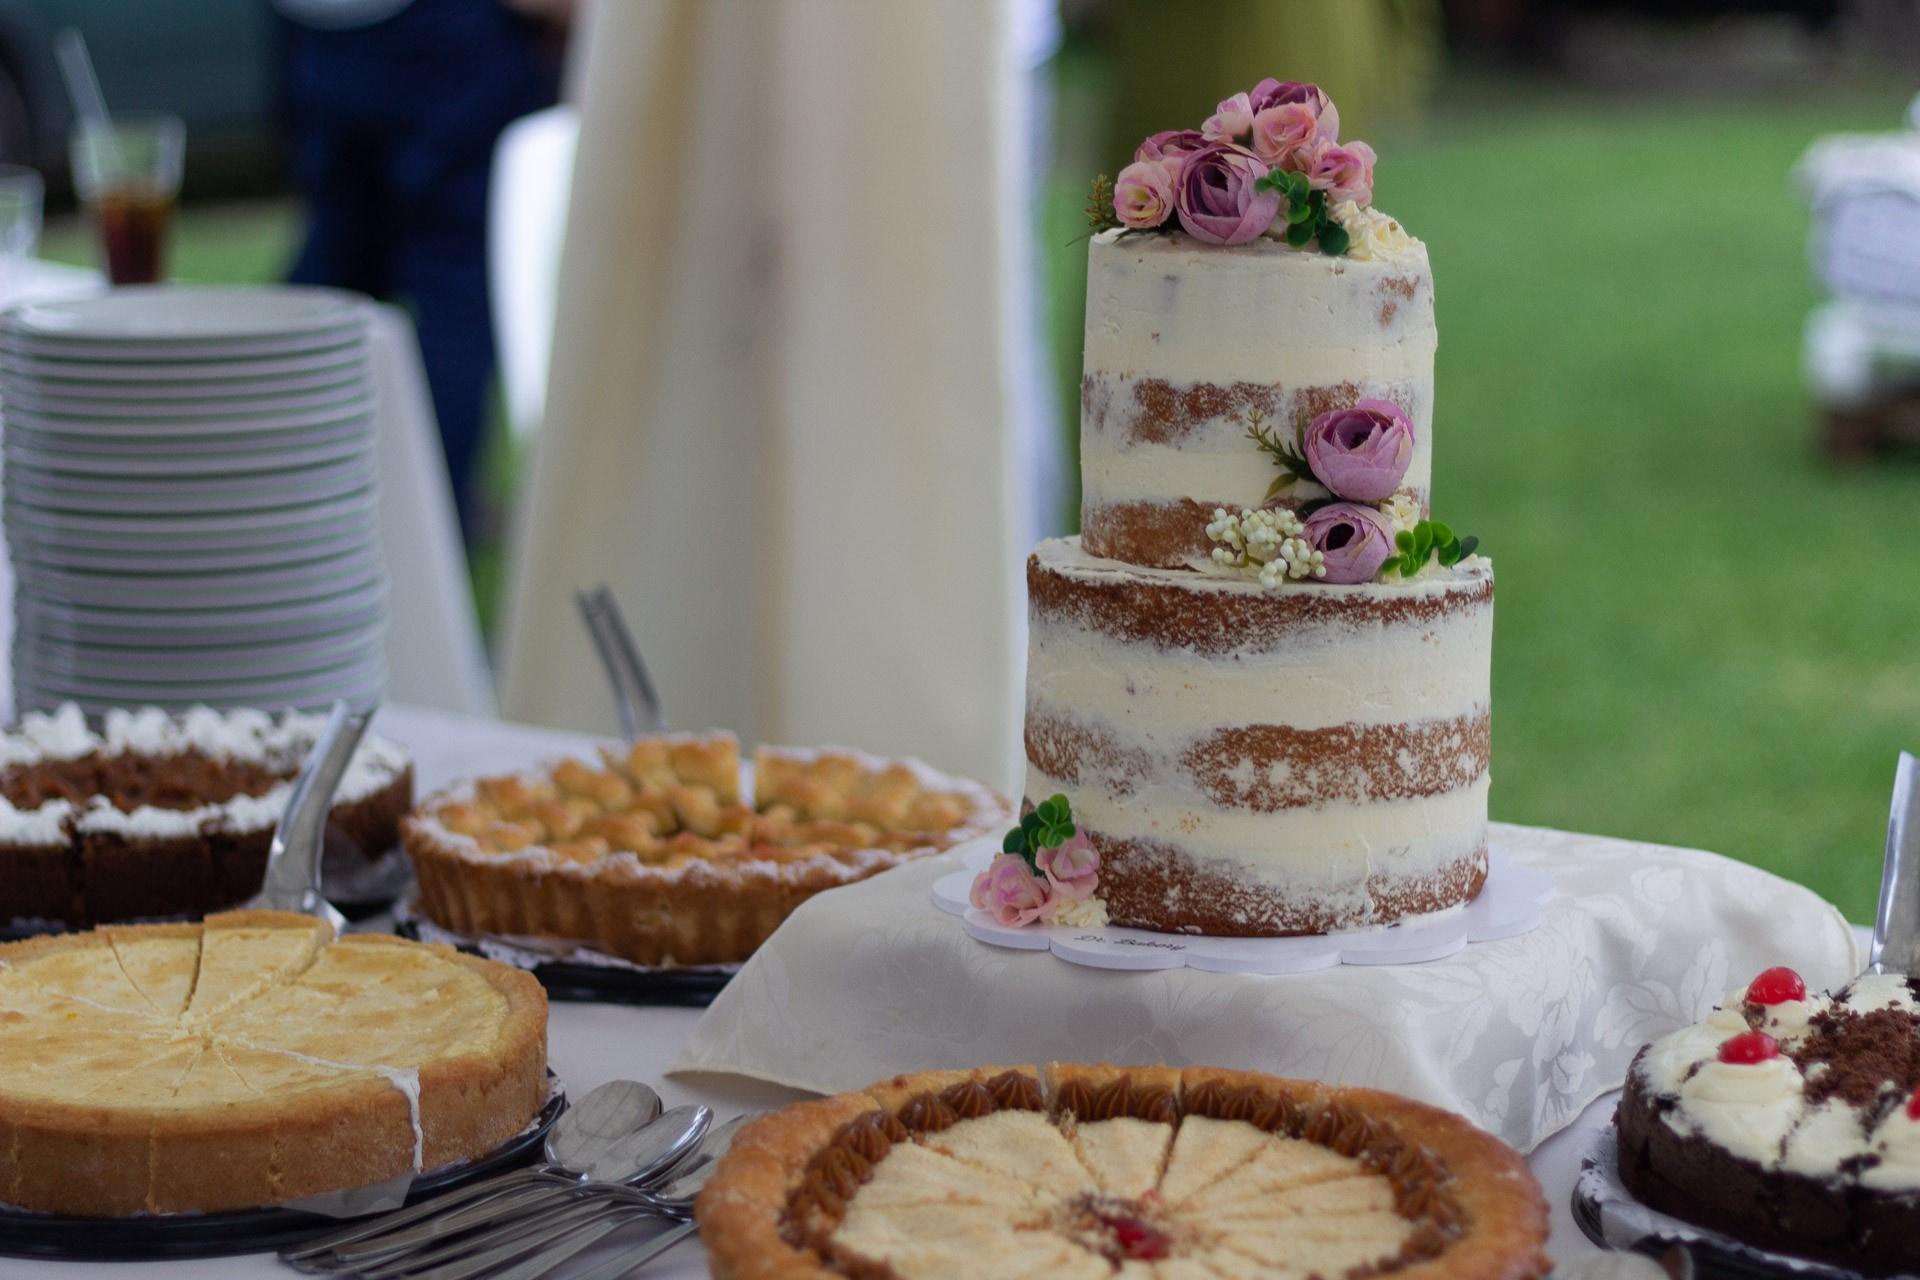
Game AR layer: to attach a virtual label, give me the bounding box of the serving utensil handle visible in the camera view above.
[248,701,369,931]
[1870,752,1920,974]
[576,585,666,739]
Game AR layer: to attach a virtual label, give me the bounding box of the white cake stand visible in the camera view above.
[930,839,1553,975]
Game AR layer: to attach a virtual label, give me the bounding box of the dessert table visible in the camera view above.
[0,703,1631,1277]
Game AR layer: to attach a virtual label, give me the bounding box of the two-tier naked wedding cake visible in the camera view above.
[1000,79,1493,938]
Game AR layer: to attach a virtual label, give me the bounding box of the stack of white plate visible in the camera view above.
[0,286,387,715]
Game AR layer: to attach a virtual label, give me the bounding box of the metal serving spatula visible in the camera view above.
[576,584,666,739]
[1868,752,1920,974]
[242,700,371,932]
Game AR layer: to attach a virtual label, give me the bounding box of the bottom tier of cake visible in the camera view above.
[1023,537,1494,936]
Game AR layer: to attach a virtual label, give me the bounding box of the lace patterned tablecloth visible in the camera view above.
[670,822,1857,1153]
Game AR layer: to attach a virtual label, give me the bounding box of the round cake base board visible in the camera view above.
[1575,1119,1856,1279]
[930,840,1552,975]
[0,1074,567,1261]
[393,896,737,1007]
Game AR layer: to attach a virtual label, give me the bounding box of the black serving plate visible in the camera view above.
[1575,1120,1859,1280]
[392,907,734,1007]
[0,1076,567,1261]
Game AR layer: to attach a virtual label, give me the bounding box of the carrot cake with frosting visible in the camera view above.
[1015,77,1491,936]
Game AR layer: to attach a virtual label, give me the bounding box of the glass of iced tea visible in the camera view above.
[69,114,184,285]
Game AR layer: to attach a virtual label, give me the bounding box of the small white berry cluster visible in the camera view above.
[1206,506,1326,586]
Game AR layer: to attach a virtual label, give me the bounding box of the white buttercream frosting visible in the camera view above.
[1864,1106,1920,1190]
[1079,229,1436,560]
[1673,1058,1804,1165]
[1024,539,1490,923]
[0,703,409,844]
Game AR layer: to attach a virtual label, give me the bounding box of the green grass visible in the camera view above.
[1049,81,1918,920]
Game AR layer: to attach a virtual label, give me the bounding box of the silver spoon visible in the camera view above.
[444,1112,751,1280]
[285,1080,662,1268]
[348,1106,711,1280]
[1870,751,1920,974]
[245,700,368,931]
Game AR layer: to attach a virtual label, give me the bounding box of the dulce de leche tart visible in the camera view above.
[0,910,546,1216]
[698,1064,1548,1280]
[403,734,1007,967]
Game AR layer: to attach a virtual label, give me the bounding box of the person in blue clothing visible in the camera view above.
[276,0,564,542]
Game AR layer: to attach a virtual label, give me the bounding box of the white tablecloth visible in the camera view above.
[0,704,1646,1277]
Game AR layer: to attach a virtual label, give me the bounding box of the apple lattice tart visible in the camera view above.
[402,733,1008,967]
[698,1064,1548,1280]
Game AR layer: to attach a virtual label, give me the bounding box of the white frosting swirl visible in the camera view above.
[1843,973,1917,1014]
[1053,896,1110,929]
[1672,1057,1804,1165]
[1864,1106,1920,1190]
[1781,1100,1869,1177]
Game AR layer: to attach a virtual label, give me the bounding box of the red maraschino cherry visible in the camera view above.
[1718,1031,1780,1065]
[1746,967,1806,1006]
[1906,1087,1920,1121]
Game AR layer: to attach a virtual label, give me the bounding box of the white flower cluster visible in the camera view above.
[1330,200,1414,262]
[1382,491,1421,535]
[1053,896,1111,929]
[1206,506,1326,587]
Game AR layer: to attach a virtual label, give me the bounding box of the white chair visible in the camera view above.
[488,104,581,444]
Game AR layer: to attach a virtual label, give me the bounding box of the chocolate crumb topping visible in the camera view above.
[1791,1007,1920,1109]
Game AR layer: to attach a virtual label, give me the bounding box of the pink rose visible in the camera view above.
[1249,102,1323,170]
[1302,503,1395,584]
[1202,91,1255,142]
[1303,398,1415,501]
[969,854,1053,927]
[1174,144,1281,247]
[1134,129,1207,175]
[1247,79,1340,142]
[1035,833,1099,902]
[1306,139,1376,206]
[1113,159,1176,230]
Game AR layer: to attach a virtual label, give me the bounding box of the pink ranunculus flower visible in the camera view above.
[1302,502,1396,584]
[1113,159,1176,229]
[1307,139,1376,206]
[1247,78,1340,142]
[969,853,1054,927]
[1249,102,1323,170]
[1202,91,1255,141]
[1303,398,1416,501]
[1035,833,1099,903]
[1134,129,1207,175]
[1174,144,1282,247]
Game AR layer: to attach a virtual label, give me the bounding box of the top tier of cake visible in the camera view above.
[1079,228,1436,571]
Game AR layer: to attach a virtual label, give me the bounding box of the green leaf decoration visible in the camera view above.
[1286,219,1314,247]
[1458,535,1479,559]
[1002,828,1027,855]
[1287,200,1313,226]
[1256,167,1287,194]
[1395,529,1415,553]
[1085,174,1121,232]
[1414,524,1433,559]
[1317,223,1350,256]
[1244,408,1318,489]
[1263,474,1293,502]
[1428,521,1453,547]
[1288,170,1310,203]
[1307,188,1326,214]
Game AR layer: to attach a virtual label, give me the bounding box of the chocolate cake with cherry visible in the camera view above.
[1617,966,1920,1273]
[0,704,411,927]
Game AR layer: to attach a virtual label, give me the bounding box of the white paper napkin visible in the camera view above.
[669,823,1858,1153]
